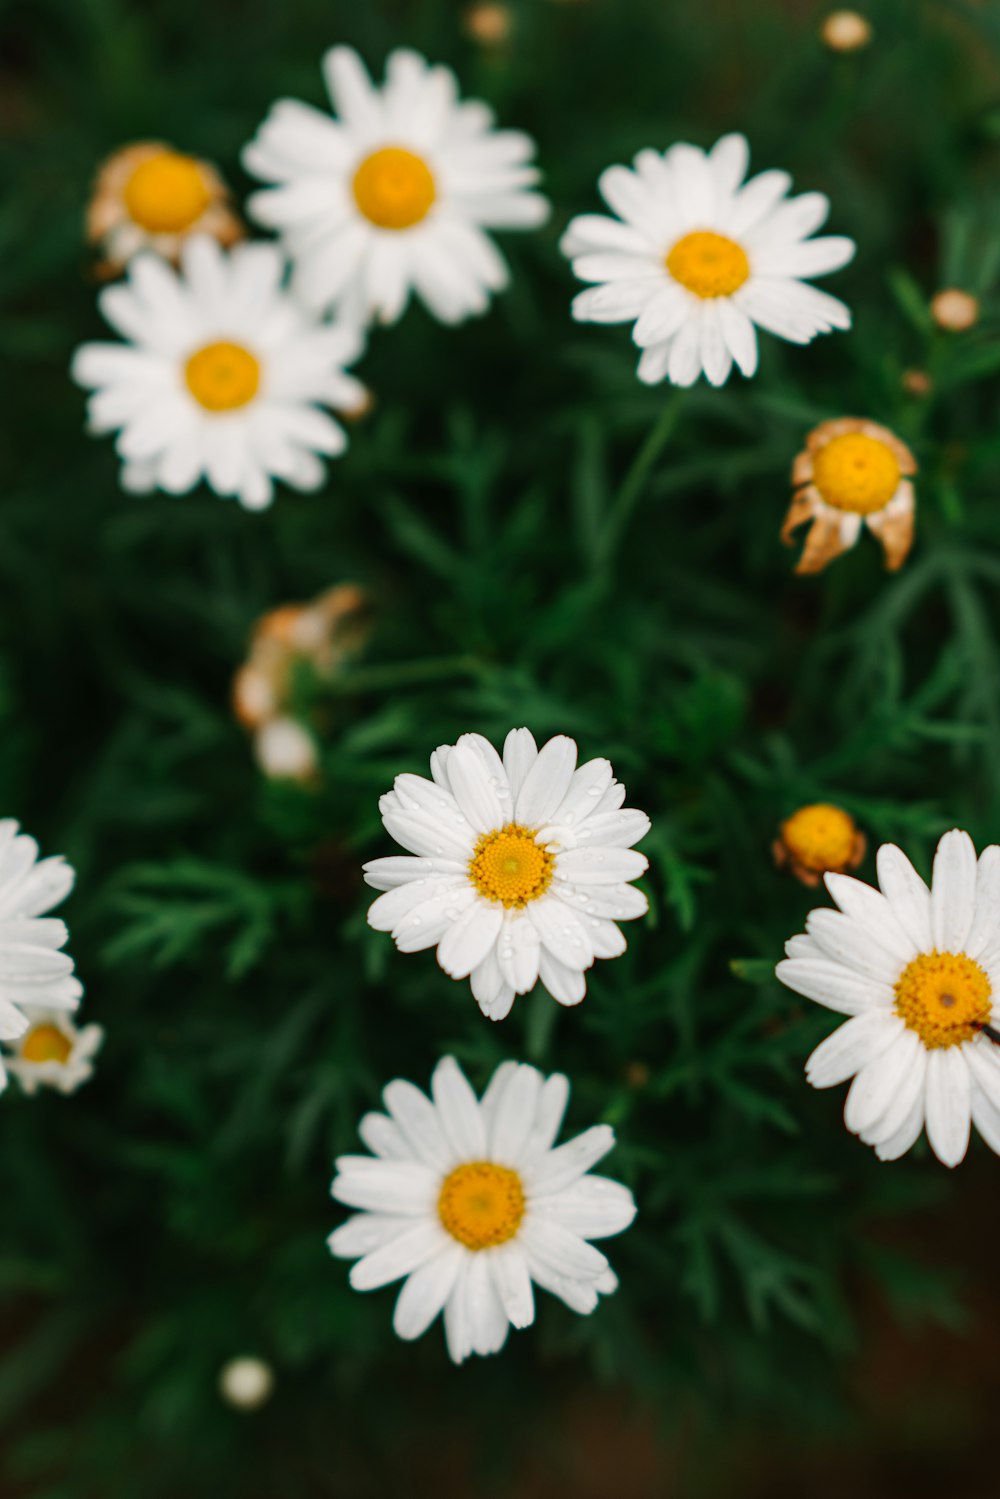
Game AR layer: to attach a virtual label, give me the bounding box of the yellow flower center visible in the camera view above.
[123,151,212,234]
[666,230,750,298]
[185,341,261,412]
[468,824,554,908]
[352,147,436,230]
[20,1024,72,1065]
[812,433,901,515]
[437,1161,525,1250]
[894,951,992,1050]
[781,803,858,874]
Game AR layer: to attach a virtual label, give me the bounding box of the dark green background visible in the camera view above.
[2,0,1000,1493]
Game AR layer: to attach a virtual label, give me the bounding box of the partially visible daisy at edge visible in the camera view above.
[562,132,854,387]
[0,821,82,1095]
[364,729,650,1019]
[242,46,549,327]
[87,141,243,276]
[330,1055,636,1363]
[777,828,1000,1166]
[2,1008,103,1096]
[71,236,366,510]
[782,417,917,574]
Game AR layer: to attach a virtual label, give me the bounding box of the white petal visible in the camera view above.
[532,1175,636,1239]
[805,1011,904,1089]
[445,743,505,833]
[524,1124,615,1195]
[489,1064,544,1165]
[520,1218,609,1282]
[775,958,893,1015]
[383,1079,453,1169]
[924,1047,972,1167]
[515,736,578,826]
[349,1221,447,1291]
[436,901,503,980]
[876,844,933,951]
[431,1057,486,1158]
[328,1213,414,1259]
[489,1243,535,1328]
[502,728,538,803]
[357,1112,409,1159]
[537,949,588,1006]
[332,1159,438,1214]
[930,829,978,954]
[966,845,1000,960]
[844,1033,921,1136]
[496,913,541,994]
[393,1244,464,1340]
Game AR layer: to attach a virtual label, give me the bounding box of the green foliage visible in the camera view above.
[2,0,1000,1494]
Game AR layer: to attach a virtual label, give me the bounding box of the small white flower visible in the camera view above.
[777,828,1000,1167]
[3,1007,102,1097]
[242,46,549,327]
[330,1056,636,1363]
[364,729,651,1020]
[71,237,366,511]
[218,1356,275,1411]
[0,821,81,1095]
[562,132,854,387]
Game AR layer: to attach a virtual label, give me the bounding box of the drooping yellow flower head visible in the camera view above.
[774,803,866,887]
[782,417,917,575]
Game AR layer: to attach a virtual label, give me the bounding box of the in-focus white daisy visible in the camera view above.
[242,46,549,327]
[71,236,366,510]
[329,1056,636,1363]
[562,133,854,387]
[0,821,81,1096]
[777,829,1000,1167]
[364,729,651,1020]
[2,1007,102,1096]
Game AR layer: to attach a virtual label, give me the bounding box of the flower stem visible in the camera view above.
[597,393,685,566]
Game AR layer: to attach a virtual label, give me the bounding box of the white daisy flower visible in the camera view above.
[242,46,549,327]
[364,729,651,1020]
[0,821,81,1096]
[777,828,1000,1167]
[561,132,855,387]
[71,236,366,511]
[329,1056,636,1363]
[3,1007,103,1097]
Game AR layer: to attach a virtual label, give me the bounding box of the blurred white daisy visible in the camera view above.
[364,729,650,1020]
[562,132,854,387]
[71,237,366,511]
[0,821,81,1096]
[87,141,243,276]
[777,828,1000,1167]
[3,1007,102,1097]
[242,46,549,327]
[329,1056,636,1363]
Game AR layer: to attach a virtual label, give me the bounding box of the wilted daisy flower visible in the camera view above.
[87,142,242,276]
[329,1056,636,1363]
[777,829,1000,1167]
[364,730,651,1020]
[3,1008,102,1096]
[0,822,81,1095]
[71,237,366,510]
[782,417,917,574]
[774,803,865,887]
[562,132,854,387]
[242,46,549,327]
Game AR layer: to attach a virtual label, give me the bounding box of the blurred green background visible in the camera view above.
[3,0,1000,1493]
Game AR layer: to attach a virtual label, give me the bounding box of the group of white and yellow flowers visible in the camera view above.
[37,39,994,1369]
[68,42,914,573]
